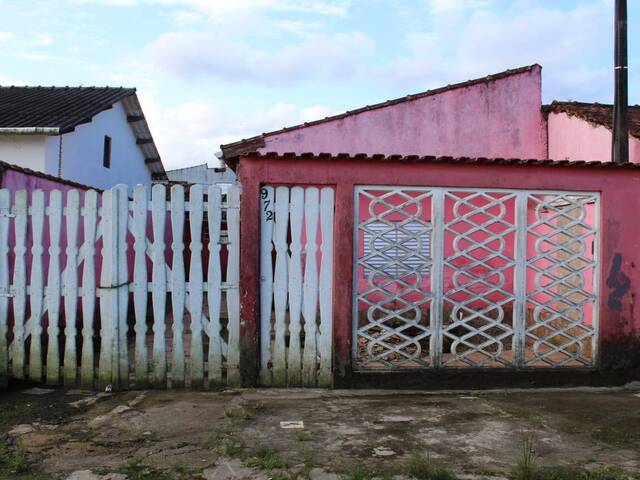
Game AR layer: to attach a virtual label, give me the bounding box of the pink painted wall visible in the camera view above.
[547,112,640,163]
[256,67,547,159]
[238,154,640,383]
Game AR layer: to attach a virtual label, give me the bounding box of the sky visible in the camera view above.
[0,0,638,170]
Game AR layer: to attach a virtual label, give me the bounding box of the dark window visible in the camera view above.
[103,135,112,168]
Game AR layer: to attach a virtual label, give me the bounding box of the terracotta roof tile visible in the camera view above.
[545,101,640,139]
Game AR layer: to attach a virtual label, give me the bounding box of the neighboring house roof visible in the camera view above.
[0,159,98,191]
[221,64,541,158]
[232,151,640,170]
[0,86,166,178]
[545,101,640,139]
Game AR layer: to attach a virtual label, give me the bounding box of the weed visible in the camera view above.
[513,431,538,480]
[116,461,174,480]
[295,431,312,442]
[406,453,456,480]
[592,426,640,445]
[537,465,629,480]
[341,464,369,480]
[223,438,243,457]
[245,447,286,470]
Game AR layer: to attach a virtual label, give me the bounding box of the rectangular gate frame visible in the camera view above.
[352,185,601,371]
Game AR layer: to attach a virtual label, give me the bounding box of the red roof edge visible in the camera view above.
[0,160,101,191]
[232,151,635,170]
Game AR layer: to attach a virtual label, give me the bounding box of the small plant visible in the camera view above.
[537,464,629,480]
[513,431,538,480]
[295,431,312,442]
[245,447,286,470]
[223,438,243,457]
[406,453,456,480]
[342,464,369,480]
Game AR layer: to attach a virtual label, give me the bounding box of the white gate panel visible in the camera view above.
[259,185,335,387]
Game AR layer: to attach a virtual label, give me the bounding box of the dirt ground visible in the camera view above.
[0,383,639,480]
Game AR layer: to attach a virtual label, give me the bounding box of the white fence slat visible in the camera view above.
[98,189,117,389]
[0,189,10,387]
[286,187,304,386]
[46,190,63,385]
[317,187,334,386]
[302,187,320,386]
[272,186,289,386]
[259,186,275,385]
[29,190,45,382]
[132,185,148,387]
[151,184,168,388]
[12,190,27,379]
[225,186,241,386]
[206,185,223,386]
[80,190,98,388]
[63,190,80,385]
[170,185,186,387]
[189,185,204,387]
[115,185,129,387]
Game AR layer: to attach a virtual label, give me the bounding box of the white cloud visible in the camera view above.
[69,0,349,17]
[145,30,375,85]
[0,32,14,42]
[379,2,614,102]
[138,92,334,169]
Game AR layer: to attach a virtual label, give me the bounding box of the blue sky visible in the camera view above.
[0,0,638,169]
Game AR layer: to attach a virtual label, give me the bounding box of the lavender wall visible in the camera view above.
[257,66,547,159]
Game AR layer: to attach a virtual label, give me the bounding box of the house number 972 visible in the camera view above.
[261,188,275,222]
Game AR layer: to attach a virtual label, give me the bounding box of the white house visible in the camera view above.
[0,86,166,190]
[164,162,237,186]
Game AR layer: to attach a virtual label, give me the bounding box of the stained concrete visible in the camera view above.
[0,386,638,479]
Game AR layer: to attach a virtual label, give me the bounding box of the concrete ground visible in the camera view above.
[0,384,639,480]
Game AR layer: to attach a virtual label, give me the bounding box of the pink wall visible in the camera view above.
[548,112,640,163]
[238,153,640,385]
[256,67,547,159]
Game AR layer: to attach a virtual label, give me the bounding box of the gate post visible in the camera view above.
[513,192,528,368]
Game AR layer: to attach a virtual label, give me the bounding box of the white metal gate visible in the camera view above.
[259,186,334,386]
[354,186,600,370]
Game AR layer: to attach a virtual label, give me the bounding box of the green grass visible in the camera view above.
[223,438,243,457]
[295,431,312,442]
[244,447,286,470]
[591,426,640,445]
[406,453,456,480]
[513,431,538,480]
[341,464,370,480]
[536,465,629,480]
[115,461,174,480]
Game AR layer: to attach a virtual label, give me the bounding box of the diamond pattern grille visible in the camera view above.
[525,194,598,367]
[442,192,516,367]
[354,186,600,370]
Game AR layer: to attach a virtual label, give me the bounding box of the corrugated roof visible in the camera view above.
[235,151,640,169]
[545,101,640,139]
[0,86,135,132]
[221,64,541,158]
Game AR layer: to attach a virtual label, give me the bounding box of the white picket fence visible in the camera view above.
[259,186,334,387]
[0,183,240,389]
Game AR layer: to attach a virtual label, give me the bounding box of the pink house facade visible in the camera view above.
[224,64,640,388]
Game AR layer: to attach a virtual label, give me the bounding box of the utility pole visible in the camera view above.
[612,0,629,164]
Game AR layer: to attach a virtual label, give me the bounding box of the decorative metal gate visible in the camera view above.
[353,186,600,370]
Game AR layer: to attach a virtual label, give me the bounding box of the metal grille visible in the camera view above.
[442,191,516,367]
[525,193,599,367]
[355,188,434,368]
[353,186,600,370]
